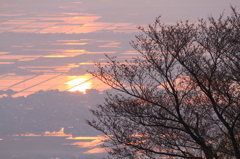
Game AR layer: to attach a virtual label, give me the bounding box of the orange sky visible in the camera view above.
[0,0,238,97]
[0,1,239,159]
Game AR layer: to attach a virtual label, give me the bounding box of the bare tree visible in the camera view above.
[87,7,240,159]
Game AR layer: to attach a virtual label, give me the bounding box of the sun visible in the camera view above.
[66,76,92,93]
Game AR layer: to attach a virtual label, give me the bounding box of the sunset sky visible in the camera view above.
[0,0,239,158]
[0,0,238,97]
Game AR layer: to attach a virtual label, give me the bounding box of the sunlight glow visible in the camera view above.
[66,136,100,140]
[84,148,107,154]
[66,75,92,93]
[68,141,103,148]
[44,55,67,58]
[13,127,72,137]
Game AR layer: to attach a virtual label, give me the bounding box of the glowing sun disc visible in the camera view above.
[66,76,92,93]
